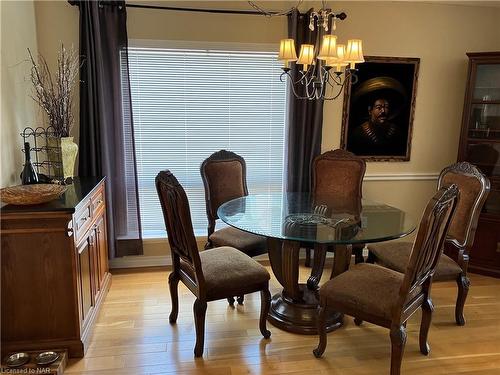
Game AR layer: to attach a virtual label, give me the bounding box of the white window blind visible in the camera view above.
[126,46,287,237]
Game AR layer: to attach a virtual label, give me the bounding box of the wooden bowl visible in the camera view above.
[0,184,67,205]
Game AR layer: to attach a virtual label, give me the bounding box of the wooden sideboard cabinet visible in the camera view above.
[458,52,500,277]
[1,177,111,357]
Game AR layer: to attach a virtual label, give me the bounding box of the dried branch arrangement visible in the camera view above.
[28,45,79,138]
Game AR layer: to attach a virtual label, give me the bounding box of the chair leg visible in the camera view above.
[313,305,328,358]
[354,317,363,326]
[168,273,179,324]
[227,296,235,306]
[193,299,207,357]
[305,248,312,267]
[259,289,271,339]
[455,274,470,326]
[419,298,434,355]
[389,324,407,375]
[237,295,245,305]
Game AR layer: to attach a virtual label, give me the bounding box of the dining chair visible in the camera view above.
[367,162,490,325]
[305,149,366,266]
[200,150,267,305]
[313,184,460,375]
[155,170,271,357]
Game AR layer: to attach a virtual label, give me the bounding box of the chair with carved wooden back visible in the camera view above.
[201,150,267,305]
[313,184,459,375]
[367,162,490,325]
[155,170,271,357]
[305,149,367,267]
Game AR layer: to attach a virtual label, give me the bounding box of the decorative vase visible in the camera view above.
[60,137,78,179]
[47,136,78,179]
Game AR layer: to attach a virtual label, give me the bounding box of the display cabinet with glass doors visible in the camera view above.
[458,52,500,277]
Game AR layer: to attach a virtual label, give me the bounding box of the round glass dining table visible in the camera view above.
[218,193,416,334]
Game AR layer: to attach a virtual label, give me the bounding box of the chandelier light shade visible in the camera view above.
[328,44,349,72]
[279,39,298,68]
[345,39,364,69]
[297,44,315,70]
[318,35,338,61]
[276,7,365,100]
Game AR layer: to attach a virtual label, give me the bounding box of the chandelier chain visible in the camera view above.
[247,1,303,17]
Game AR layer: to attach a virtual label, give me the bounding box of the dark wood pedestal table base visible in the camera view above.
[217,193,415,335]
[267,239,354,334]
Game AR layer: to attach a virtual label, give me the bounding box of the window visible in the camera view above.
[126,44,287,237]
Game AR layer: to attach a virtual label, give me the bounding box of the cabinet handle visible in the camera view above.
[66,228,74,237]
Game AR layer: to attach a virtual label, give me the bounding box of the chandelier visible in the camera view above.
[277,6,365,100]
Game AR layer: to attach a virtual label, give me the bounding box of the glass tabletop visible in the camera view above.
[218,193,416,244]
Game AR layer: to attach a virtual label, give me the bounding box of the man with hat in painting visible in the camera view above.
[347,76,408,157]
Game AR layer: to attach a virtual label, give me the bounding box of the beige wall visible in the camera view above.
[34,0,80,146]
[321,1,500,230]
[17,1,500,257]
[1,0,39,188]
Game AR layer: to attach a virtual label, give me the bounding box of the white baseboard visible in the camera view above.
[109,255,171,269]
[110,246,370,269]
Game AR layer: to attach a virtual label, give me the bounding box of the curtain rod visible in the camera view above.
[126,3,278,16]
[68,1,278,15]
[69,2,346,20]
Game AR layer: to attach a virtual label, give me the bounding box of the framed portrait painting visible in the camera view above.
[340,56,420,161]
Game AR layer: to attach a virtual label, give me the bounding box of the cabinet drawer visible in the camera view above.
[91,187,105,217]
[74,201,92,242]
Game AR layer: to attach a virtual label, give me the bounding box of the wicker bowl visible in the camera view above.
[0,184,67,205]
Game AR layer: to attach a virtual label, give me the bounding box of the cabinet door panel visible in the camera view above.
[77,237,94,328]
[90,228,100,302]
[465,142,500,177]
[472,64,500,101]
[468,104,500,140]
[96,215,109,290]
[470,218,500,265]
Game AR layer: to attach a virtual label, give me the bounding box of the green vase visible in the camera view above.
[60,137,78,179]
[47,136,78,179]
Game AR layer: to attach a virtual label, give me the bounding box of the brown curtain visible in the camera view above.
[71,0,143,257]
[285,9,325,193]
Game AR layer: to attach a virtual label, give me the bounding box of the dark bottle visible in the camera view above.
[21,142,39,185]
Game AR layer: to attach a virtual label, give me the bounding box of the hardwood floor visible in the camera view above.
[66,259,500,374]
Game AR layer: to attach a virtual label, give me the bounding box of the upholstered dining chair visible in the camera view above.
[305,149,367,266]
[367,162,490,325]
[313,184,460,375]
[155,170,271,357]
[201,150,267,305]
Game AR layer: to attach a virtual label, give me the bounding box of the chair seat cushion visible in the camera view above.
[320,263,420,321]
[209,227,267,257]
[183,246,270,300]
[368,242,462,280]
